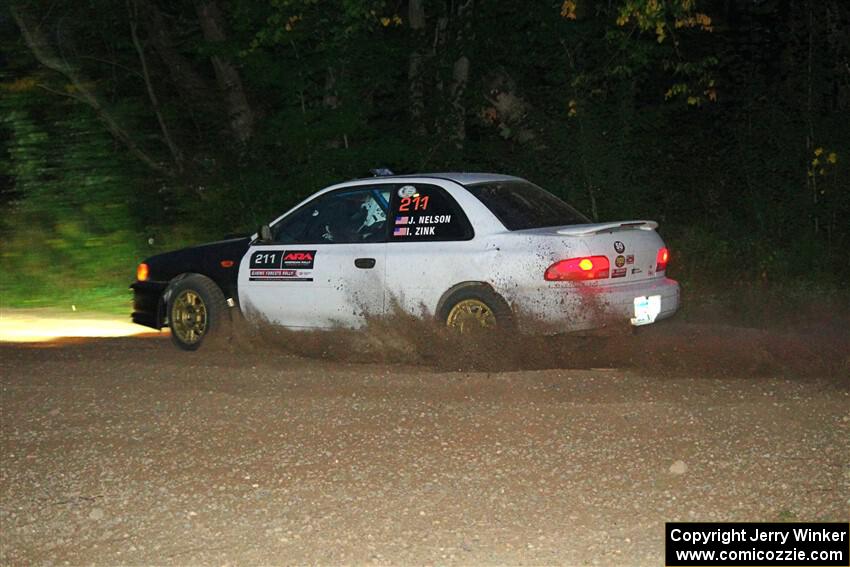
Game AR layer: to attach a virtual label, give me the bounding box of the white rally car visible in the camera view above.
[131,173,679,349]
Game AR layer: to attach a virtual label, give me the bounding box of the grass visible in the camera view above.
[0,282,132,317]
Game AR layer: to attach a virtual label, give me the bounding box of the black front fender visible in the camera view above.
[130,280,168,329]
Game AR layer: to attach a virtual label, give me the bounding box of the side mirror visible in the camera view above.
[257,224,273,243]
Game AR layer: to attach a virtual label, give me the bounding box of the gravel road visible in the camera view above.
[1,325,848,565]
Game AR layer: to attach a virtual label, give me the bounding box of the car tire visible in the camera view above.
[438,286,514,333]
[167,274,228,351]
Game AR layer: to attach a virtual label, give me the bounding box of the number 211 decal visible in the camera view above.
[399,195,429,212]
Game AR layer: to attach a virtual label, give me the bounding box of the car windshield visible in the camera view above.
[466,180,590,230]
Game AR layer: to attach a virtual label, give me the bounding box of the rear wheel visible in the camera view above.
[167,275,227,351]
[440,286,513,334]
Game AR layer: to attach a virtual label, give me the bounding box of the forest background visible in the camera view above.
[1,0,848,316]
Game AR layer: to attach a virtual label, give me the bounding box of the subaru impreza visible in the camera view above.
[131,173,679,350]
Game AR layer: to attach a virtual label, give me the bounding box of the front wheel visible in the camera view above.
[167,275,228,351]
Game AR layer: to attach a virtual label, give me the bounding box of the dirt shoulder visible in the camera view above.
[1,334,847,565]
[0,309,150,343]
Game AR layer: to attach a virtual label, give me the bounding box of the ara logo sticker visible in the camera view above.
[397,185,417,198]
[615,255,626,268]
[251,250,316,269]
[614,241,626,253]
[282,250,316,269]
[249,250,316,279]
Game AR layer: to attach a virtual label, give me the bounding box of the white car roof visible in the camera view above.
[361,172,525,186]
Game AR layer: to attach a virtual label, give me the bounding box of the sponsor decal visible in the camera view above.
[614,241,626,253]
[631,267,642,275]
[393,227,410,236]
[395,215,410,225]
[249,249,315,277]
[615,255,626,267]
[250,250,316,269]
[251,269,297,278]
[249,269,313,282]
[282,250,315,269]
[397,185,417,198]
[611,267,627,278]
[626,254,635,265]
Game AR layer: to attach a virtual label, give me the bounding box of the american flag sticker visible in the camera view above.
[395,216,409,225]
[393,227,409,236]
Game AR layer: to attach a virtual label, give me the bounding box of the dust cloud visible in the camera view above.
[226,297,849,381]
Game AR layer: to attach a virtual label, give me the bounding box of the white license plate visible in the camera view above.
[631,295,661,326]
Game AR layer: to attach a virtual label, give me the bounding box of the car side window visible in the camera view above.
[272,187,389,244]
[388,183,473,241]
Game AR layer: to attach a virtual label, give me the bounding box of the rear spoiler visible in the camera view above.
[556,220,658,236]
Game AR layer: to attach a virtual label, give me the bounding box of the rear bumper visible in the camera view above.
[130,280,167,330]
[602,277,680,321]
[507,276,680,332]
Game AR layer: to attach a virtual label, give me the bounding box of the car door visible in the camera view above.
[384,181,477,316]
[237,186,389,329]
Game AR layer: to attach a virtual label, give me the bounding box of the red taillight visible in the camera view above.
[656,247,669,272]
[545,256,611,281]
[136,263,149,282]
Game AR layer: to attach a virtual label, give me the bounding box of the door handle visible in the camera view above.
[354,258,376,269]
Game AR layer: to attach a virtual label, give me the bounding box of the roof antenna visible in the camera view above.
[370,167,395,177]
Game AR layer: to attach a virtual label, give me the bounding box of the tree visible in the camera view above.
[10,3,176,177]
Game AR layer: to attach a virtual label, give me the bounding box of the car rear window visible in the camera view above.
[466,180,590,231]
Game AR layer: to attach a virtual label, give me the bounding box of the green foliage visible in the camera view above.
[0,89,145,310]
[2,0,849,313]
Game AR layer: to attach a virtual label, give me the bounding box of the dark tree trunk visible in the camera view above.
[323,67,348,149]
[449,55,470,147]
[195,0,255,146]
[449,0,474,150]
[408,0,427,135]
[11,5,174,177]
[128,0,184,171]
[141,0,216,117]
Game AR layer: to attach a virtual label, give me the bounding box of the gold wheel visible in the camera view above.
[446,298,496,333]
[171,289,208,346]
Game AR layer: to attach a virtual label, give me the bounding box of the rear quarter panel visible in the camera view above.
[384,239,499,315]
[487,229,675,331]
